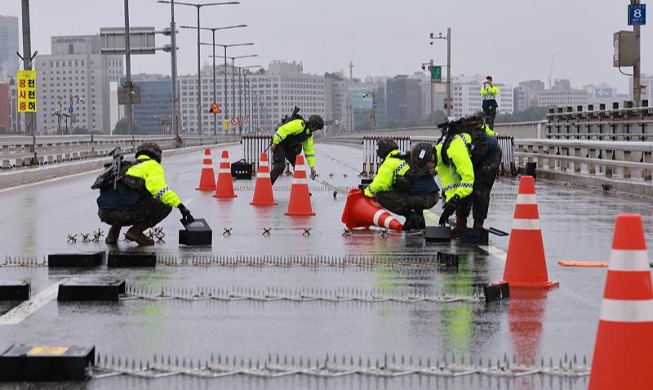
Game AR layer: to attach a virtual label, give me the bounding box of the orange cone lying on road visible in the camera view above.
[196,148,216,190]
[250,152,277,206]
[588,214,653,390]
[341,188,403,231]
[212,150,237,198]
[500,175,558,288]
[284,155,315,216]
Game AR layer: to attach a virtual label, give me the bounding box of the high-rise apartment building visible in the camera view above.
[452,76,514,118]
[0,16,19,82]
[35,35,123,134]
[178,61,325,134]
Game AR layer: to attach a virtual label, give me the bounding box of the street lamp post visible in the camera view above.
[162,1,239,135]
[182,24,246,136]
[429,27,451,118]
[209,53,257,134]
[238,65,261,134]
[204,43,254,133]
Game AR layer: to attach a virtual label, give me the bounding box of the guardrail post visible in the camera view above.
[561,147,569,171]
[605,150,613,178]
[547,146,555,169]
[623,150,632,179]
[574,147,581,173]
[644,151,652,181]
[588,148,596,175]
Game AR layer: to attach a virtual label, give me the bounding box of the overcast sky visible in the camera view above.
[3,0,650,93]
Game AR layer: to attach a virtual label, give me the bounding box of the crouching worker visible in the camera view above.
[93,142,194,246]
[363,138,439,230]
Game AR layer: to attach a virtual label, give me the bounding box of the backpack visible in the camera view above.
[91,148,143,191]
[437,117,494,166]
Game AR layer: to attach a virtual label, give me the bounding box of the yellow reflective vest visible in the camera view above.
[125,155,182,207]
[435,133,474,202]
[364,150,410,197]
[480,84,499,100]
[272,119,316,168]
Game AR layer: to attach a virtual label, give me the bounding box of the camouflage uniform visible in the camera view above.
[376,190,438,218]
[98,196,172,228]
[456,146,502,221]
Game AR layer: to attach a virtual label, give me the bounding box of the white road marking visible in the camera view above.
[0,280,67,325]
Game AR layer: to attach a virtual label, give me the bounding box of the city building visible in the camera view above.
[452,75,514,118]
[385,75,422,125]
[0,15,19,82]
[0,81,10,132]
[324,72,350,134]
[514,80,546,112]
[347,82,379,131]
[536,79,588,108]
[121,74,173,135]
[178,60,325,135]
[34,35,123,134]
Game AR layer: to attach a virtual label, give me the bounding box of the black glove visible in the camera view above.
[438,195,460,226]
[178,203,194,224]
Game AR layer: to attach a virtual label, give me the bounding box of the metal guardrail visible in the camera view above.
[0,134,240,169]
[513,139,653,182]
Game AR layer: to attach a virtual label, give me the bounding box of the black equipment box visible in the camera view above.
[179,218,212,246]
[0,344,95,381]
[231,159,253,179]
[57,277,126,302]
[108,251,156,267]
[424,226,451,242]
[0,280,30,301]
[48,251,105,267]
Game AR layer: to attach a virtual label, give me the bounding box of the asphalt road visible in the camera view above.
[0,142,652,389]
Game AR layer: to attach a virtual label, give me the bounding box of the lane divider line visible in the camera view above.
[0,279,67,325]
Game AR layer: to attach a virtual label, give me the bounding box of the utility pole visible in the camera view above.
[20,0,37,164]
[123,0,135,149]
[632,0,641,106]
[446,27,452,118]
[170,0,181,144]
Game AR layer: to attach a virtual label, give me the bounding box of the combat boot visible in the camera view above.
[105,226,121,245]
[473,219,485,230]
[450,217,467,239]
[125,223,155,246]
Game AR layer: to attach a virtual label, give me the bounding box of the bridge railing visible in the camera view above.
[513,138,653,182]
[0,134,239,168]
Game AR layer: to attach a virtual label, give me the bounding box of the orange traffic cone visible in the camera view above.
[212,150,237,198]
[500,175,558,288]
[284,155,315,216]
[341,188,403,231]
[588,214,653,390]
[195,148,216,190]
[250,152,277,206]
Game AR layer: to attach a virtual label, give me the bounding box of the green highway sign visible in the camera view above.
[430,65,442,81]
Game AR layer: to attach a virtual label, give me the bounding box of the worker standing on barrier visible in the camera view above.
[270,113,324,185]
[436,115,502,238]
[93,142,194,246]
[480,76,499,129]
[363,138,439,230]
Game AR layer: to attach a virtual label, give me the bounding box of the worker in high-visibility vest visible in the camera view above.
[480,75,499,130]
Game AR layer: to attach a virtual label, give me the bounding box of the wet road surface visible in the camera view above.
[0,142,652,389]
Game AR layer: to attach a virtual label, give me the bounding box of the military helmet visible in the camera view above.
[135,142,163,163]
[307,115,324,130]
[376,137,399,160]
[411,142,436,168]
